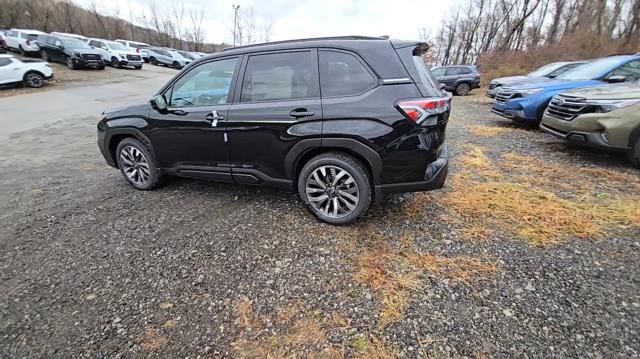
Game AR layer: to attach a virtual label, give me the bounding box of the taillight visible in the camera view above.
[398,97,451,125]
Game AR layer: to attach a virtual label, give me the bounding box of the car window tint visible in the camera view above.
[0,58,11,67]
[458,67,472,74]
[240,51,318,102]
[445,67,460,76]
[319,50,376,97]
[170,58,238,107]
[431,68,445,77]
[610,60,640,81]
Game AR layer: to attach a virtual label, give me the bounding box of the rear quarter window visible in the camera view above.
[319,50,376,97]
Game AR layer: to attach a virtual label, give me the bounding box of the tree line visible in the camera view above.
[0,0,223,52]
[428,0,640,70]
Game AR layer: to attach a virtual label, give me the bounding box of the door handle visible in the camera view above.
[205,110,225,127]
[289,108,315,118]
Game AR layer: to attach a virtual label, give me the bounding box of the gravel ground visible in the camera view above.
[0,92,639,358]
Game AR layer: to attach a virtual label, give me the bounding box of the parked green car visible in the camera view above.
[540,82,640,167]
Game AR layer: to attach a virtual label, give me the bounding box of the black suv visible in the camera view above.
[431,65,480,96]
[97,36,450,224]
[37,34,104,70]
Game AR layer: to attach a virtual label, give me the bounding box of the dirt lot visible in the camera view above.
[0,89,639,357]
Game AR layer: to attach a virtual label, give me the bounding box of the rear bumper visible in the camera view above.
[539,123,629,151]
[375,144,448,200]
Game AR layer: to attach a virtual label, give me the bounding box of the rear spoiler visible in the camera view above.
[390,40,430,56]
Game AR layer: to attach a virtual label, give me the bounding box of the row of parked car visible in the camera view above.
[485,54,640,168]
[0,28,207,71]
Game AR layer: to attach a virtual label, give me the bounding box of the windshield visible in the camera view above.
[107,41,127,51]
[527,63,564,77]
[62,38,90,49]
[179,51,195,60]
[557,57,625,80]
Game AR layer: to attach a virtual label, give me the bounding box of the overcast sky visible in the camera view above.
[75,0,455,44]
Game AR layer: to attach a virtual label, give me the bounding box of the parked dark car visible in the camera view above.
[37,34,104,70]
[430,65,481,95]
[97,36,450,224]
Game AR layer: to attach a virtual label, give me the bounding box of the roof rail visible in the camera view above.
[601,52,636,57]
[221,35,386,52]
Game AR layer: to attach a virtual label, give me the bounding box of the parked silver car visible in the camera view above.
[147,48,188,69]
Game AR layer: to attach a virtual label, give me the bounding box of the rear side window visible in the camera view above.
[458,67,472,74]
[240,51,318,102]
[445,67,460,76]
[319,50,376,97]
[0,58,12,67]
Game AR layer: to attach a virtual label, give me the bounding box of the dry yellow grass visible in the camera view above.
[469,125,510,137]
[420,147,640,245]
[353,336,400,359]
[355,243,499,327]
[138,327,168,352]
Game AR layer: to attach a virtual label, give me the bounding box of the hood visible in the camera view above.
[104,103,152,119]
[117,50,139,57]
[492,75,529,84]
[496,76,556,87]
[559,82,640,100]
[506,79,604,92]
[68,48,101,56]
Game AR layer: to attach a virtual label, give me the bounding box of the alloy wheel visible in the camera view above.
[26,73,44,88]
[120,146,151,186]
[305,165,359,218]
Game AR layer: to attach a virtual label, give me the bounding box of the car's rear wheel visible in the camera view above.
[455,83,471,96]
[298,152,371,225]
[23,72,45,88]
[115,138,162,190]
[628,137,640,169]
[66,56,76,70]
[41,50,48,62]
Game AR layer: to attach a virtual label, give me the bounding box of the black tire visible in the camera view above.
[97,64,105,70]
[19,45,25,56]
[115,138,162,190]
[628,137,640,169]
[455,83,471,96]
[172,61,182,69]
[297,152,371,225]
[23,71,45,88]
[111,57,121,68]
[150,57,158,65]
[135,65,142,70]
[41,50,48,62]
[66,56,76,70]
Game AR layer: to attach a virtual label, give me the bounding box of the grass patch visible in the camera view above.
[469,125,510,137]
[138,327,168,352]
[353,336,399,359]
[355,243,499,327]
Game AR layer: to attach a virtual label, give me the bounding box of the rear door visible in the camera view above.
[442,67,461,87]
[225,49,322,184]
[0,57,18,84]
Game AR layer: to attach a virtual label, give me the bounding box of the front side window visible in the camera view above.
[608,60,640,81]
[170,58,238,107]
[240,51,318,102]
[319,50,376,97]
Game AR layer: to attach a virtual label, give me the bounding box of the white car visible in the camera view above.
[0,54,53,88]
[4,29,45,55]
[87,38,143,69]
[114,39,151,62]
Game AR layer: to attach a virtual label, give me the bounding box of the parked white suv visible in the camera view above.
[114,40,151,62]
[87,38,143,69]
[0,54,53,88]
[4,29,45,55]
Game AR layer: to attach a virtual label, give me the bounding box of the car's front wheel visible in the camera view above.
[298,152,371,225]
[455,83,471,96]
[111,57,121,68]
[150,57,158,65]
[115,138,162,190]
[628,137,640,169]
[66,56,76,70]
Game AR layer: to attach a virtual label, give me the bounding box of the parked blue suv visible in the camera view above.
[491,55,640,124]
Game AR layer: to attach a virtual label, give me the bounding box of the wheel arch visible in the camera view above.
[22,70,46,81]
[285,138,383,196]
[106,128,153,169]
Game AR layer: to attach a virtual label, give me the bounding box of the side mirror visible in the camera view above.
[607,75,626,83]
[150,95,168,112]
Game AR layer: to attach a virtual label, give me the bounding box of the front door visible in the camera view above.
[226,49,322,185]
[147,57,240,181]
